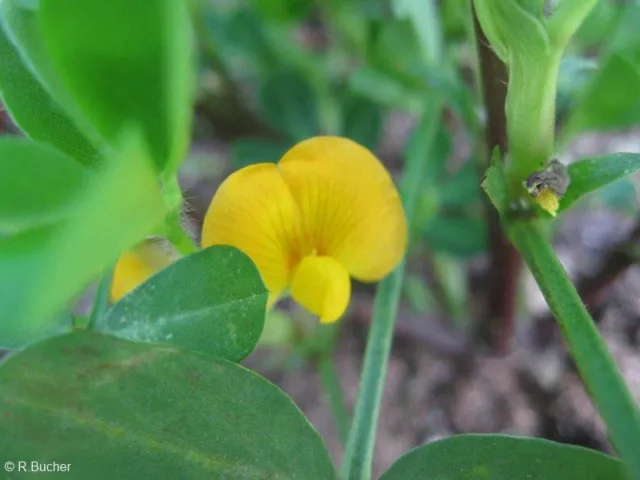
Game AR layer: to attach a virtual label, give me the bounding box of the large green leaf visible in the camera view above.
[380,434,628,480]
[0,0,103,147]
[258,69,319,141]
[98,246,268,362]
[0,331,336,479]
[0,138,89,234]
[560,153,640,212]
[0,129,165,348]
[39,0,194,174]
[0,21,98,164]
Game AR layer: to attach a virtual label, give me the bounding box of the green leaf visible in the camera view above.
[438,160,481,208]
[560,153,640,212]
[0,138,89,234]
[1,0,106,152]
[380,434,628,480]
[341,95,384,151]
[258,69,319,141]
[0,331,336,479]
[422,125,451,185]
[391,0,443,64]
[0,129,165,348]
[423,216,487,257]
[480,148,509,217]
[0,22,99,164]
[349,66,422,112]
[229,137,290,168]
[98,246,268,362]
[39,0,194,174]
[509,222,640,479]
[565,55,640,137]
[598,178,637,215]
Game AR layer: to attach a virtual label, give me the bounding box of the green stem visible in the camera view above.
[341,97,442,480]
[87,266,114,330]
[509,221,640,479]
[506,52,561,188]
[318,353,350,445]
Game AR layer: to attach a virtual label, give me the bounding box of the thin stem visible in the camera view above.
[509,221,640,479]
[340,97,442,480]
[87,266,114,330]
[318,353,350,445]
[472,5,521,353]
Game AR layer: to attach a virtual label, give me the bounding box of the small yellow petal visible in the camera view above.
[110,237,178,302]
[201,163,301,303]
[536,188,559,217]
[290,255,351,323]
[278,136,407,282]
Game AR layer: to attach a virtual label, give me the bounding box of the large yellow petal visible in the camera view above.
[110,237,179,302]
[278,136,407,282]
[290,255,351,323]
[201,163,301,303]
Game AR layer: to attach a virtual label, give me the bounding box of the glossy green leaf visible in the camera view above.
[509,222,640,478]
[560,153,640,212]
[0,22,98,164]
[39,0,194,173]
[423,216,487,257]
[0,138,89,234]
[229,137,290,168]
[341,95,383,151]
[0,129,165,348]
[380,434,628,480]
[99,246,268,362]
[565,55,640,137]
[0,331,336,479]
[258,69,319,140]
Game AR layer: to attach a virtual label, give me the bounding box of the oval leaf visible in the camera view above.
[0,22,98,164]
[39,0,194,173]
[0,138,89,234]
[0,331,336,480]
[380,434,628,480]
[98,245,268,362]
[560,152,640,212]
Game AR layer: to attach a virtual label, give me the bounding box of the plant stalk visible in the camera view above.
[340,97,442,480]
[509,221,640,479]
[318,353,350,445]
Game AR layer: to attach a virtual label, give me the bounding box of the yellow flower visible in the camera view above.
[535,188,560,217]
[110,237,180,302]
[201,136,407,323]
